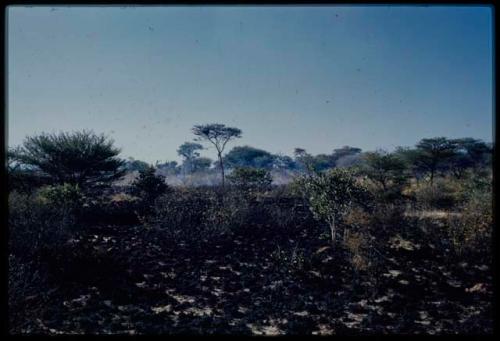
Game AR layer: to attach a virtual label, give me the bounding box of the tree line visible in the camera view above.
[8,123,492,195]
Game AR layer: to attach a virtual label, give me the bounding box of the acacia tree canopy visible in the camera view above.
[192,123,242,187]
[10,130,125,191]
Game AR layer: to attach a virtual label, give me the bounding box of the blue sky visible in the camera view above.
[7,6,493,163]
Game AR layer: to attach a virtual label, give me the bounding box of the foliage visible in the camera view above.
[124,158,150,173]
[7,131,494,334]
[131,166,169,203]
[36,183,85,208]
[177,142,203,160]
[227,167,273,192]
[447,175,492,257]
[224,145,276,169]
[343,230,372,272]
[9,190,78,260]
[361,151,409,202]
[272,154,297,170]
[413,137,459,185]
[177,142,204,174]
[10,130,125,192]
[192,123,242,187]
[293,148,316,174]
[296,168,370,244]
[147,188,222,245]
[190,157,213,172]
[447,138,492,177]
[411,177,464,210]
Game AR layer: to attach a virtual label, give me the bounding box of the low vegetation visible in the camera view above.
[8,128,493,335]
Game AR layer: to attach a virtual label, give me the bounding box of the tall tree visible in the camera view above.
[414,137,458,185]
[10,130,124,192]
[192,123,242,187]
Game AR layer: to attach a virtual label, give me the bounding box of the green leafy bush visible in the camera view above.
[227,167,272,194]
[36,183,84,209]
[295,168,371,244]
[131,166,169,202]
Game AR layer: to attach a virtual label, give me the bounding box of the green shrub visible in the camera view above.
[36,183,84,209]
[131,166,169,202]
[295,168,371,244]
[227,167,272,194]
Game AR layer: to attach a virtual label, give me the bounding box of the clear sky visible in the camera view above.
[7,5,493,163]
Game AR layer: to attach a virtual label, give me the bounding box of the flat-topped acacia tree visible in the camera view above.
[192,123,242,188]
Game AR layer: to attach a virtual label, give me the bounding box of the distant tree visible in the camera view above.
[393,146,425,181]
[448,138,492,177]
[191,157,213,172]
[124,158,150,173]
[155,161,180,178]
[272,154,297,170]
[177,142,203,160]
[331,146,362,166]
[362,151,409,191]
[177,142,204,174]
[414,137,458,185]
[227,167,273,193]
[224,146,275,169]
[312,154,335,172]
[131,166,169,203]
[10,130,124,193]
[192,123,242,187]
[294,148,315,174]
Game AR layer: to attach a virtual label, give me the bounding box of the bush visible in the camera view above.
[411,177,464,210]
[343,230,372,273]
[9,190,79,260]
[147,188,222,246]
[446,176,492,257]
[131,166,169,201]
[8,189,82,332]
[36,183,84,209]
[295,168,371,244]
[8,254,51,334]
[227,167,272,194]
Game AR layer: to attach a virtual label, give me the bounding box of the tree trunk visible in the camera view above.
[330,218,336,244]
[218,152,225,188]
